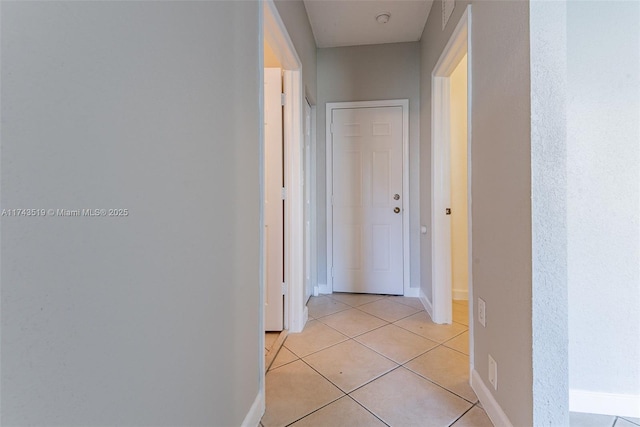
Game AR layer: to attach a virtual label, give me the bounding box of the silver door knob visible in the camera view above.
[394,207,401,214]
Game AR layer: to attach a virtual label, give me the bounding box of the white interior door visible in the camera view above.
[331,106,404,295]
[264,68,284,331]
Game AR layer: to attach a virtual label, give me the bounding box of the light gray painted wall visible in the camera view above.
[316,42,421,288]
[530,1,569,424]
[274,0,317,103]
[567,0,640,398]
[1,2,261,425]
[421,1,534,424]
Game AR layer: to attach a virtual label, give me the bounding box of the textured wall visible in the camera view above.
[1,2,261,425]
[317,42,422,288]
[567,0,640,399]
[530,1,569,424]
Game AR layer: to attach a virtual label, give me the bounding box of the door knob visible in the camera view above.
[394,207,401,214]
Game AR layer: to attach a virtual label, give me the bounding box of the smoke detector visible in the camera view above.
[376,12,391,24]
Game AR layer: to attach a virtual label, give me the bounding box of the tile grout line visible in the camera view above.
[447,403,476,427]
[344,394,391,427]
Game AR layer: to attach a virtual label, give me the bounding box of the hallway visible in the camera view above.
[261,293,492,426]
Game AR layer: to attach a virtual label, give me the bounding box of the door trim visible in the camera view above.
[325,99,411,296]
[431,6,473,329]
[262,0,307,335]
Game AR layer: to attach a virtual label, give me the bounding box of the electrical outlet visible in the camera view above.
[488,354,498,390]
[478,297,486,327]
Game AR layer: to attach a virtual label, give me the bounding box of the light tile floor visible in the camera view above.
[570,412,640,427]
[261,294,492,427]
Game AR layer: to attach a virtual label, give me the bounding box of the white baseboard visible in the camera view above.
[419,288,434,318]
[317,283,332,294]
[453,289,469,300]
[404,287,420,298]
[471,369,513,427]
[570,389,640,418]
[241,389,264,427]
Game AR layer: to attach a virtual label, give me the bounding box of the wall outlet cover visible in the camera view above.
[488,354,498,390]
[478,297,486,327]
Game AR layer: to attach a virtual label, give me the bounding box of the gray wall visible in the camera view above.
[1,2,261,425]
[421,1,534,425]
[567,0,640,400]
[317,42,422,288]
[274,0,317,103]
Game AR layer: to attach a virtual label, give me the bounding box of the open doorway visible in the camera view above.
[431,6,472,334]
[260,0,310,382]
[449,54,470,326]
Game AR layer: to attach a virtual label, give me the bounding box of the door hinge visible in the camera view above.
[281,93,286,106]
[281,187,286,200]
[281,282,286,295]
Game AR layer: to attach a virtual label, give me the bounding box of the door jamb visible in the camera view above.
[325,99,411,296]
[262,0,307,334]
[431,5,473,334]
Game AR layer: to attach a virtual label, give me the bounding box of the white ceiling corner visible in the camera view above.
[303,0,434,49]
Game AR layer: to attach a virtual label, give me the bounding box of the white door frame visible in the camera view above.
[431,6,473,329]
[326,99,411,296]
[262,0,307,335]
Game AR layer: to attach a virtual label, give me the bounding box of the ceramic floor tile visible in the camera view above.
[452,405,494,427]
[284,320,348,358]
[386,295,426,311]
[354,324,438,364]
[351,367,473,427]
[569,412,616,427]
[616,419,639,427]
[265,332,279,352]
[405,346,477,402]
[318,308,388,337]
[357,299,421,322]
[453,302,469,326]
[262,360,344,427]
[269,346,298,370]
[395,311,468,343]
[307,296,351,318]
[304,340,398,393]
[329,292,387,307]
[443,331,470,355]
[290,396,387,427]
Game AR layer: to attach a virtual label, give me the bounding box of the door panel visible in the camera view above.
[264,68,284,331]
[331,106,403,295]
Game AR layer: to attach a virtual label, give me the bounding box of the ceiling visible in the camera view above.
[303,0,434,49]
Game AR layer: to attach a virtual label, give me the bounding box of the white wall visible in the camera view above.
[317,42,422,289]
[450,54,469,300]
[0,2,261,425]
[530,1,569,424]
[567,0,640,413]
